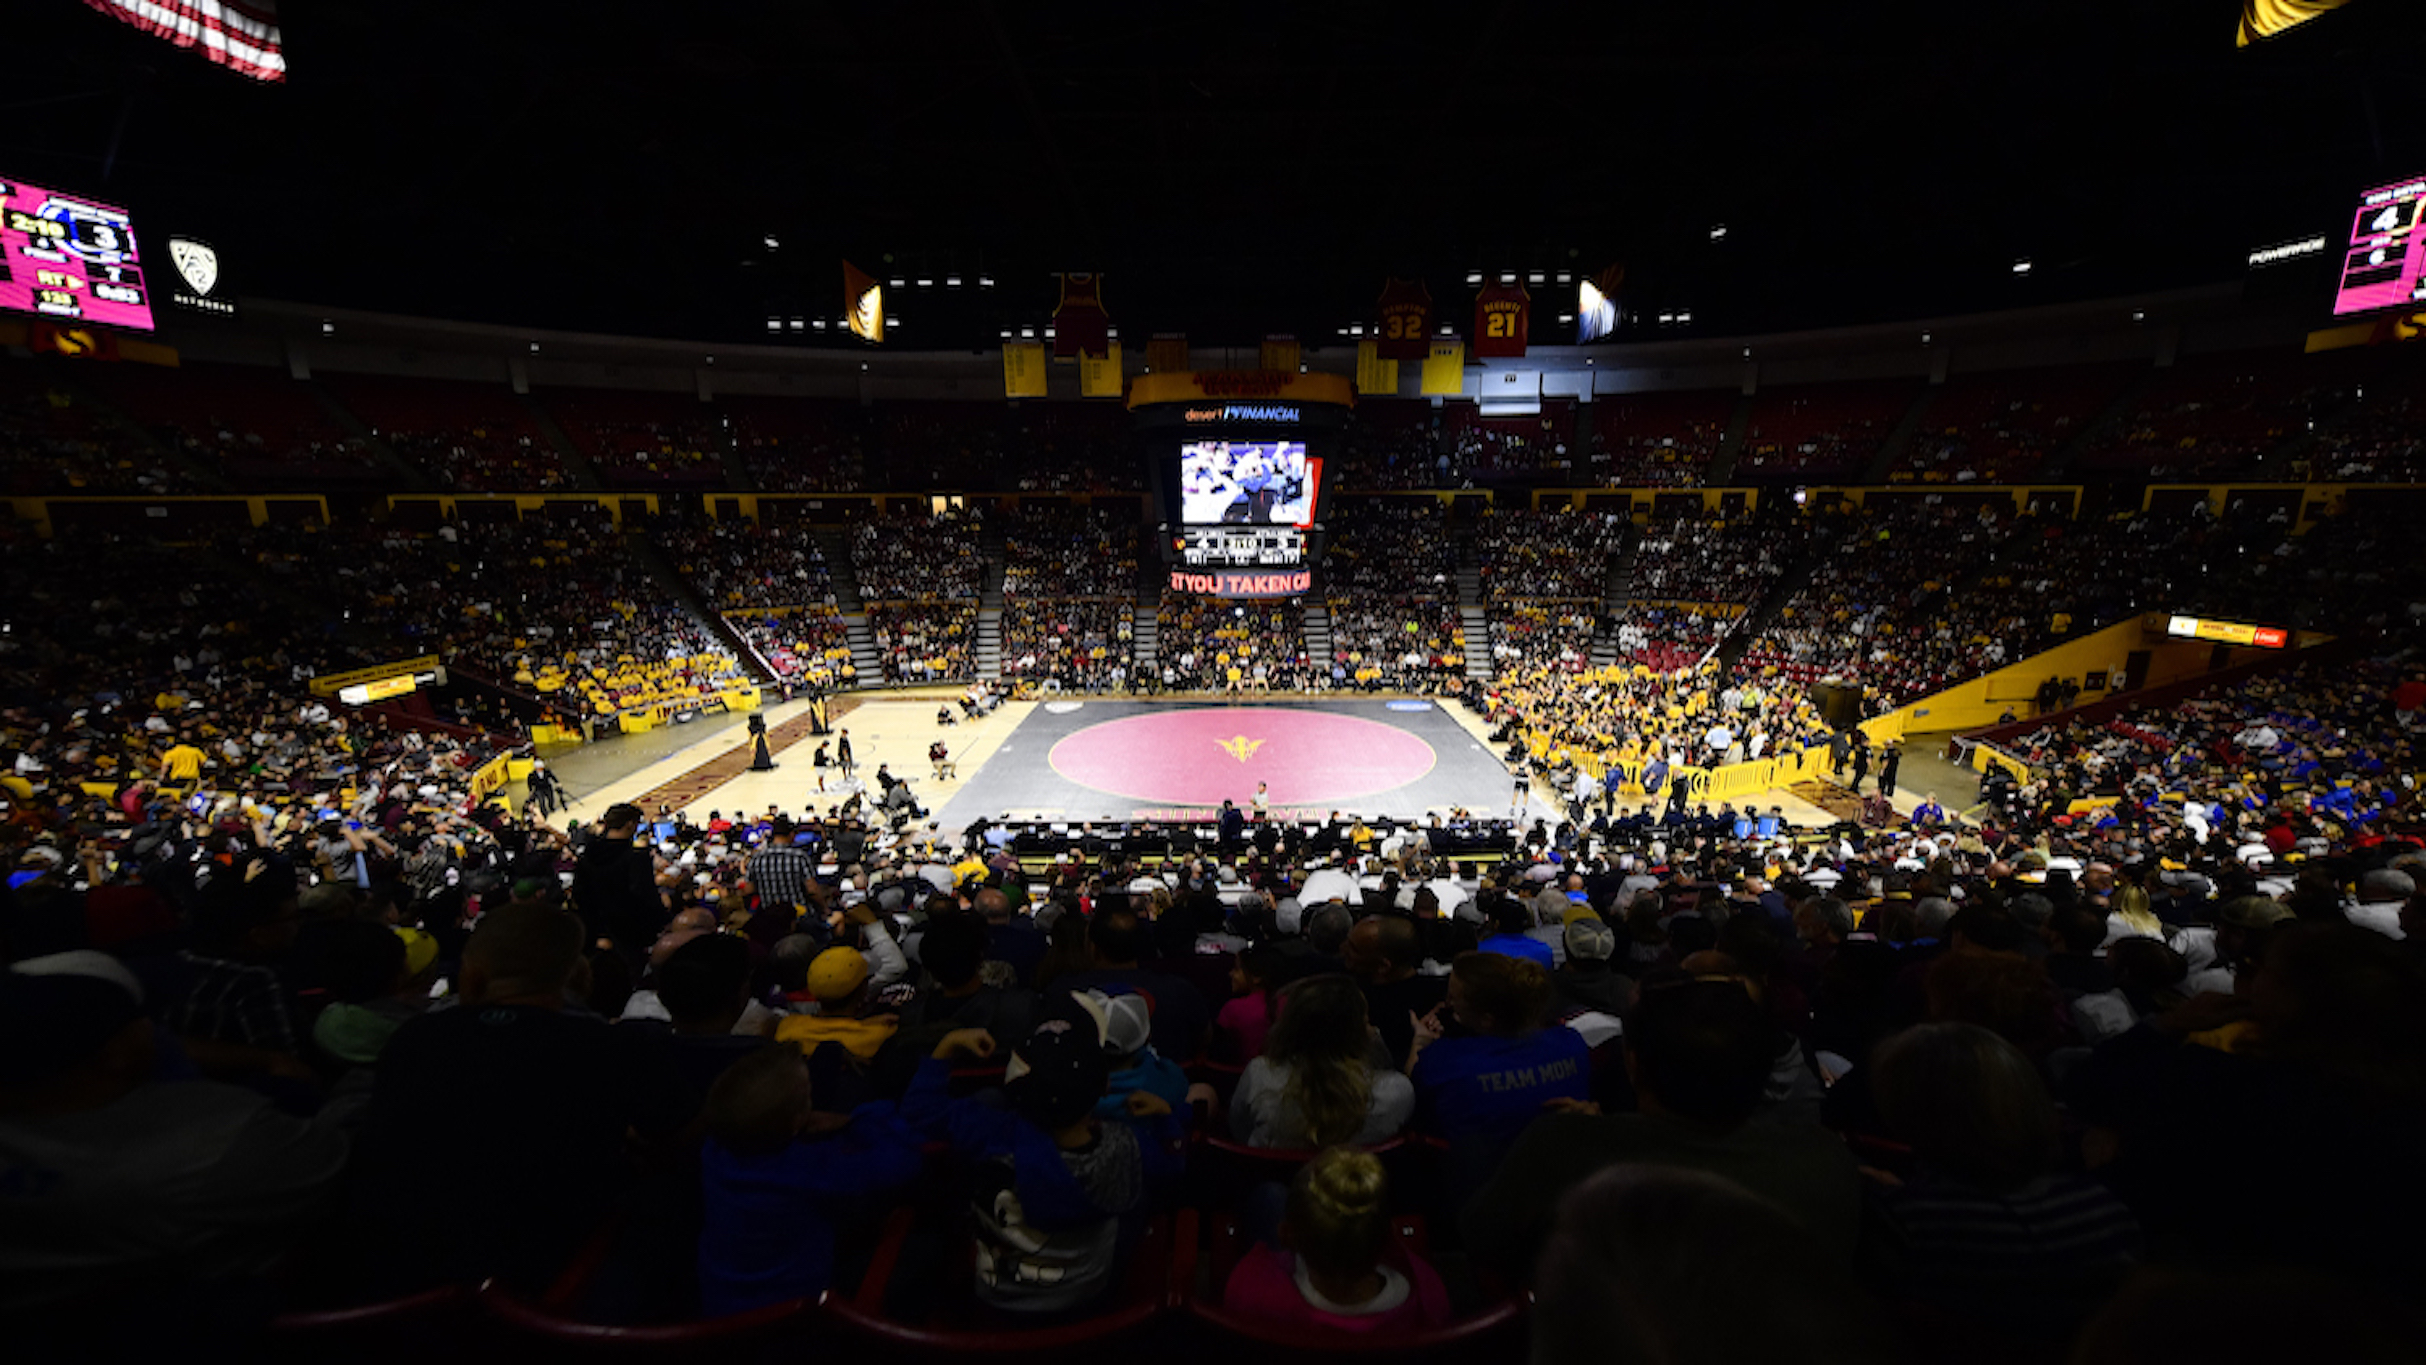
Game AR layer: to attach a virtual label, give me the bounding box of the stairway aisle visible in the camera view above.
[1454,530,1492,680]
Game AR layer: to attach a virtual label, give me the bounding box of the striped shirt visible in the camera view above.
[169,952,297,1055]
[1872,1173,2141,1316]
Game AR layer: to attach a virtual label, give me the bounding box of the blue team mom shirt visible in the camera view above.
[1411,1027,1592,1148]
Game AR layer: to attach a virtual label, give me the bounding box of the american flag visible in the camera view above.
[82,0,287,83]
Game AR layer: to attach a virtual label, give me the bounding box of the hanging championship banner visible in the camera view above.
[1147,333,1189,373]
[1052,272,1110,359]
[1003,341,1048,398]
[1375,277,1432,361]
[1420,339,1465,397]
[1259,335,1300,373]
[1355,339,1399,396]
[1079,343,1124,398]
[1474,282,1530,357]
[842,260,884,342]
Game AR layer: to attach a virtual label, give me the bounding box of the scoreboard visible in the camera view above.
[1171,525,1306,568]
[2332,174,2426,316]
[1162,524,1316,598]
[0,176,155,332]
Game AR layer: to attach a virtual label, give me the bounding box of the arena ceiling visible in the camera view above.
[3,0,2417,349]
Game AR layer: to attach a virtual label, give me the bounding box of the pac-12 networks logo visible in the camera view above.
[1184,403,1299,423]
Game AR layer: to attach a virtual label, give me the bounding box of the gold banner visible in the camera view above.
[1146,334,1189,374]
[1079,343,1124,398]
[1259,336,1300,373]
[1125,370,1355,410]
[1002,341,1048,398]
[309,655,442,697]
[1355,340,1399,396]
[1420,340,1465,397]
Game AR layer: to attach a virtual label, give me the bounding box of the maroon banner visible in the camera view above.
[1474,282,1530,357]
[1053,272,1110,359]
[1374,277,1432,361]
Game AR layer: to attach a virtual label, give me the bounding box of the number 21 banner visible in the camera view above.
[1474,282,1529,358]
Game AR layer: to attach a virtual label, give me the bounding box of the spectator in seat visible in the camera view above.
[773,922,917,1111]
[1232,975,1415,1149]
[164,848,311,1083]
[1407,952,1590,1151]
[1866,1023,2141,1332]
[1476,893,1557,969]
[696,1041,925,1317]
[1342,914,1447,1069]
[1213,943,1284,1063]
[1554,915,1634,1017]
[903,1016,1187,1315]
[573,802,666,963]
[346,906,689,1292]
[1088,987,1192,1121]
[900,909,1034,1051]
[0,952,348,1323]
[1530,1166,1889,1365]
[2063,923,2426,1293]
[1461,976,1861,1279]
[1220,1147,1453,1333]
[1052,907,1210,1062]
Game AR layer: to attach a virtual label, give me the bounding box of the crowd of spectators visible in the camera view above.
[324,375,571,492]
[84,361,391,489]
[9,471,2426,1358]
[235,514,746,718]
[851,510,986,686]
[1894,365,2136,485]
[996,500,1138,692]
[1586,390,1736,487]
[657,517,851,687]
[1733,381,1915,482]
[1320,500,1464,689]
[0,360,198,495]
[1477,509,1625,672]
[543,389,730,490]
[22,666,2421,1354]
[1153,594,1312,691]
[1737,500,2017,707]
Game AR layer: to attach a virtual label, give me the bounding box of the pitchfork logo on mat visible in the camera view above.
[1213,735,1265,763]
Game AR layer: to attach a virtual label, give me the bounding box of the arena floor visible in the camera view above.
[534,691,1895,836]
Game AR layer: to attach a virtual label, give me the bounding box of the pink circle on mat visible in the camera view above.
[1048,707,1436,807]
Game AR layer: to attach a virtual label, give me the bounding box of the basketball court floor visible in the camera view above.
[532,691,1903,837]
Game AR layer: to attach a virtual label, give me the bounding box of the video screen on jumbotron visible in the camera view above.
[1178,440,1317,526]
[2332,174,2426,315]
[0,176,154,332]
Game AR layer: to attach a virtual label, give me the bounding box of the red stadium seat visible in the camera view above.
[818,1206,1175,1360]
[1171,1208,1530,1362]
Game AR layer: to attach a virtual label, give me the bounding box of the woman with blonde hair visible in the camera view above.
[1221,1147,1453,1331]
[1231,974,1414,1149]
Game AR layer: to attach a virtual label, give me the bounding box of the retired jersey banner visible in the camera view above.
[1003,341,1048,398]
[1147,333,1190,373]
[1053,272,1110,359]
[1420,340,1465,397]
[1355,340,1399,396]
[1260,336,1300,373]
[1079,343,1124,398]
[1375,278,1432,360]
[1474,283,1530,357]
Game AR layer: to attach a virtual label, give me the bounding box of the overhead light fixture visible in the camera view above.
[528,341,539,353]
[704,355,715,365]
[1742,346,1752,357]
[947,275,963,287]
[916,278,933,288]
[980,275,995,288]
[790,319,805,331]
[1557,272,1573,284]
[1676,311,1691,323]
[1920,332,1932,344]
[2011,259,2032,275]
[2132,310,2146,322]
[814,319,828,330]
[889,277,905,288]
[763,234,780,250]
[1020,326,1035,338]
[1351,324,1364,336]
[1465,271,1482,285]
[1500,272,1516,284]
[1000,328,1013,338]
[1529,272,1546,285]
[766,318,782,332]
[1710,225,1728,240]
[320,320,334,334]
